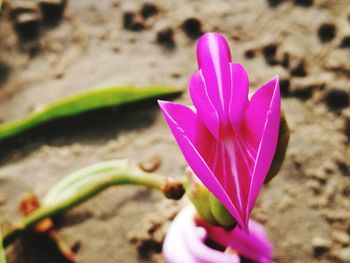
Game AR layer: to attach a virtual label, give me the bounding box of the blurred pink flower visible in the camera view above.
[159,32,280,230]
[163,206,273,263]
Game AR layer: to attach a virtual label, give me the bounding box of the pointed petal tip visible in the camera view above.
[158,100,180,111]
[157,99,167,105]
[270,75,281,104]
[272,74,279,81]
[271,75,281,92]
[158,100,171,114]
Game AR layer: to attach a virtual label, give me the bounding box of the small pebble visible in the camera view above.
[139,155,162,172]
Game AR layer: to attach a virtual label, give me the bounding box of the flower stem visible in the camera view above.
[3,160,184,246]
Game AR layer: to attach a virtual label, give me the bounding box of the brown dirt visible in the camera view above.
[0,0,350,262]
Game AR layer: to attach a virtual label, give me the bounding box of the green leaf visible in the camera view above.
[0,86,182,140]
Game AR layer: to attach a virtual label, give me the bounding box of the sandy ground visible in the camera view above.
[0,0,350,262]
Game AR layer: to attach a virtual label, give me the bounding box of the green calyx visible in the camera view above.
[185,169,237,230]
[186,179,218,225]
[208,195,237,229]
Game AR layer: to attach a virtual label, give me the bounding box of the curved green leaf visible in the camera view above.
[0,86,182,140]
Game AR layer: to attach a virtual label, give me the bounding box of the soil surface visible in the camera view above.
[0,0,350,262]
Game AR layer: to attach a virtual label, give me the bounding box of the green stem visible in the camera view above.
[3,160,181,246]
[24,172,164,227]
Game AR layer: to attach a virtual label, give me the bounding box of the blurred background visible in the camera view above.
[0,0,349,262]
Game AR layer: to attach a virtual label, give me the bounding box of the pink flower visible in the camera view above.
[159,32,280,230]
[163,206,273,263]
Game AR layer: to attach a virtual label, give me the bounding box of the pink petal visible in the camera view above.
[190,71,221,140]
[158,100,197,142]
[163,206,241,263]
[201,218,273,263]
[244,76,281,223]
[229,63,249,129]
[190,63,249,139]
[158,100,244,226]
[196,32,232,128]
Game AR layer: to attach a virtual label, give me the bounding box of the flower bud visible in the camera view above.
[208,195,237,230]
[186,168,236,229]
[186,168,219,225]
